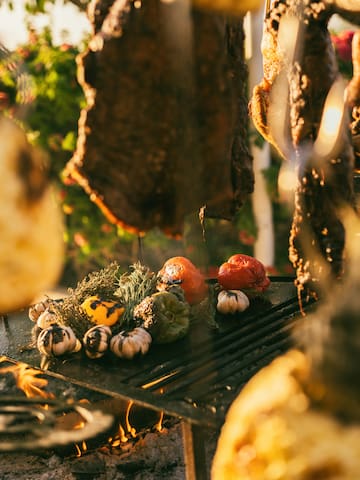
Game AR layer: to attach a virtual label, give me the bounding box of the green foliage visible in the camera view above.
[0,27,139,284]
[0,17,294,285]
[0,0,89,13]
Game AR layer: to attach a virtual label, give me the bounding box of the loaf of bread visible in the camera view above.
[0,116,64,314]
[212,350,360,480]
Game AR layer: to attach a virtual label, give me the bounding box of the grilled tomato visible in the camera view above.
[217,253,270,292]
[157,256,208,305]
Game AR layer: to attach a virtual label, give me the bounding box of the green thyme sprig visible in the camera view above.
[67,261,121,302]
[114,262,157,328]
[50,299,91,339]
[50,262,121,337]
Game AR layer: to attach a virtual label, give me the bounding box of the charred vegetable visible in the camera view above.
[134,290,190,344]
[36,309,59,330]
[217,254,270,292]
[114,262,157,330]
[28,298,53,323]
[157,256,208,305]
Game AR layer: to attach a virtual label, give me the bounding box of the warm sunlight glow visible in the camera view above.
[313,78,346,159]
[278,162,298,204]
[321,106,343,137]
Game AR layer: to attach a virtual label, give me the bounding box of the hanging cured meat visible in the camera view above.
[347,31,360,170]
[63,0,253,237]
[249,0,360,300]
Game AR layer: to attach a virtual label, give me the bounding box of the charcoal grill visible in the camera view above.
[1,277,316,479]
[0,395,113,452]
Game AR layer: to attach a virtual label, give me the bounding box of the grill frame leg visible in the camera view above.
[181,421,209,480]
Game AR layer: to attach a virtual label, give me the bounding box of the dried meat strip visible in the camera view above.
[250,0,358,299]
[63,0,253,237]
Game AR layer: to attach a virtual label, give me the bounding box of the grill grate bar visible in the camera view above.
[122,295,298,384]
[178,335,293,402]
[159,322,295,398]
[133,297,305,390]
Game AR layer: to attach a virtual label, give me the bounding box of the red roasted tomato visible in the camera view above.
[157,256,208,305]
[217,253,270,292]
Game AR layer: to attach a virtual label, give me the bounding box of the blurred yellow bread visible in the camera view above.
[212,350,360,480]
[0,116,64,314]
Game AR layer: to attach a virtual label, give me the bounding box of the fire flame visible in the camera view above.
[0,357,54,399]
[74,439,88,457]
[125,401,137,438]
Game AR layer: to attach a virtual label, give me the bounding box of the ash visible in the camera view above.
[0,420,217,480]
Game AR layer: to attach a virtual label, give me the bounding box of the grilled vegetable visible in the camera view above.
[217,254,270,292]
[157,256,208,305]
[217,290,250,315]
[83,324,112,359]
[81,295,124,326]
[110,327,152,359]
[134,290,190,344]
[37,324,82,357]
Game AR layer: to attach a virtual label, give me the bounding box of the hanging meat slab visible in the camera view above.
[249,0,360,299]
[63,0,253,237]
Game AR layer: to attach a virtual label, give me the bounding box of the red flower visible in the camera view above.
[238,229,256,246]
[60,43,73,52]
[74,232,88,247]
[100,223,113,233]
[331,30,354,63]
[0,92,9,110]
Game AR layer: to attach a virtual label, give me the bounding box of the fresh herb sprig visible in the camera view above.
[114,262,157,329]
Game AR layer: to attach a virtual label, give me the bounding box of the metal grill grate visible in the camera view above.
[2,277,314,429]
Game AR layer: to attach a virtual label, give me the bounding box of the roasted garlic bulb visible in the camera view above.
[37,324,82,357]
[28,298,53,323]
[110,327,152,359]
[36,309,59,330]
[216,290,250,315]
[83,324,112,359]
